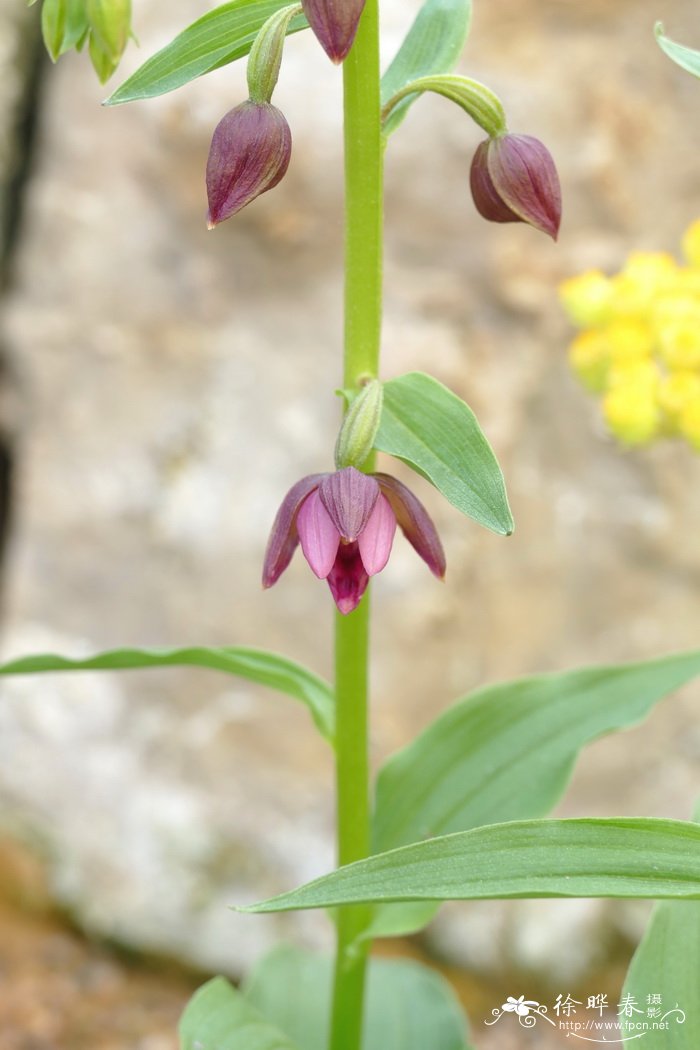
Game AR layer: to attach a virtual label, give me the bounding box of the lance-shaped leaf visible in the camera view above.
[106,0,309,105]
[0,644,334,742]
[620,803,700,1048]
[180,976,299,1050]
[364,649,700,945]
[241,818,700,913]
[381,0,472,137]
[374,372,513,535]
[655,22,700,79]
[373,649,700,852]
[243,945,473,1050]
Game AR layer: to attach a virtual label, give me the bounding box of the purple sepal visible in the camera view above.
[262,473,325,588]
[301,0,366,63]
[376,474,446,578]
[470,133,561,240]
[206,101,292,227]
[318,467,379,542]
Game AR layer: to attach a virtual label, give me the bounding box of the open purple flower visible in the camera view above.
[206,101,292,227]
[263,467,445,614]
[469,133,561,240]
[301,0,366,64]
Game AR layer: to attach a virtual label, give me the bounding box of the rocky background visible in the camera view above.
[0,0,699,1046]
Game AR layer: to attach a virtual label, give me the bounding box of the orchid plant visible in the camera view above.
[7,1,700,1048]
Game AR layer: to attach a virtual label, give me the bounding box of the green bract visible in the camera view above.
[374,372,513,535]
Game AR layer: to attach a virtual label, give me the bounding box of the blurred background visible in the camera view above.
[0,0,698,1046]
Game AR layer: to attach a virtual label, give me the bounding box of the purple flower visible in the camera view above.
[469,133,561,240]
[263,467,445,614]
[206,101,291,227]
[301,0,366,64]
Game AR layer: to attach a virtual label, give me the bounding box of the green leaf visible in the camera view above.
[179,976,299,1050]
[106,0,308,105]
[655,22,700,79]
[622,901,699,1047]
[381,0,472,136]
[241,818,700,913]
[0,645,334,743]
[354,901,442,946]
[373,649,700,852]
[621,803,700,1048]
[375,372,513,535]
[243,945,472,1050]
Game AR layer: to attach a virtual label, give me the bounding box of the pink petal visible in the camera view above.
[297,490,341,579]
[262,474,326,588]
[326,542,369,614]
[357,494,396,575]
[319,467,379,541]
[375,474,446,578]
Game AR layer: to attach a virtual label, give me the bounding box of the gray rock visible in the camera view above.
[0,0,698,983]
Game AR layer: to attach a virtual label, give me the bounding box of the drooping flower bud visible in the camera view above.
[470,133,561,240]
[206,101,292,227]
[301,0,366,63]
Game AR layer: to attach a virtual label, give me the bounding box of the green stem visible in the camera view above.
[329,3,383,1049]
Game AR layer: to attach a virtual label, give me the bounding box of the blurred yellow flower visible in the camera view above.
[681,218,700,268]
[559,270,614,327]
[560,220,700,452]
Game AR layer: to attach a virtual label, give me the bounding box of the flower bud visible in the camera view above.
[301,0,366,63]
[206,101,292,227]
[334,379,383,469]
[470,133,561,240]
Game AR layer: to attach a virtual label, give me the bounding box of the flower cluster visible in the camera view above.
[559,220,700,450]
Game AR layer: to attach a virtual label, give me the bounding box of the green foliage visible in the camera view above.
[374,372,513,535]
[655,22,700,79]
[365,650,700,942]
[381,0,472,136]
[0,645,334,742]
[106,0,309,105]
[373,649,700,851]
[180,976,297,1050]
[622,899,700,1048]
[243,818,700,912]
[243,945,472,1050]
